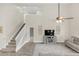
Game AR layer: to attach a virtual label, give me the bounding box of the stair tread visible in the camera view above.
[0,49,16,53]
[0,39,16,53]
[11,40,15,41]
[9,42,16,43]
[2,48,15,50]
[10,42,16,43]
[6,46,16,48]
[6,44,16,48]
[9,44,16,45]
[0,50,16,53]
[10,41,16,42]
[8,43,16,45]
[10,40,16,42]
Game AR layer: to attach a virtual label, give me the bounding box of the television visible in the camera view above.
[44,30,54,36]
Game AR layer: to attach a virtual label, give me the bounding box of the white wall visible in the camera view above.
[56,4,72,42]
[0,4,24,48]
[70,4,79,38]
[24,3,71,42]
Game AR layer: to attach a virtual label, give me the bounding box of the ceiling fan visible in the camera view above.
[56,3,74,23]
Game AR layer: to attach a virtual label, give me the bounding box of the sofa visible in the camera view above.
[64,36,79,53]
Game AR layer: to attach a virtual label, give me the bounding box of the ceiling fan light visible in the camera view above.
[56,20,59,23]
[59,20,62,23]
[56,19,62,23]
[56,17,64,20]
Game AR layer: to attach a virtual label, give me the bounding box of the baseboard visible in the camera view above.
[33,41,64,44]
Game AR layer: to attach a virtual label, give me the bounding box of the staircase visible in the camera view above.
[0,23,26,55]
[0,24,25,53]
[0,39,16,53]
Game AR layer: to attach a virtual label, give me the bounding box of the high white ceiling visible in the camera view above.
[15,3,73,15]
[15,3,73,7]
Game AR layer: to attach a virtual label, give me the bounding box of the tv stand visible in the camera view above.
[43,35,57,44]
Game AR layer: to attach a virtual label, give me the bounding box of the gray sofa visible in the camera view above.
[64,36,79,53]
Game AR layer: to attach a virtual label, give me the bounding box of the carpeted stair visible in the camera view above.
[0,39,16,53]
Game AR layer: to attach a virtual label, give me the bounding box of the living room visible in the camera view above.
[0,3,79,56]
[16,3,79,56]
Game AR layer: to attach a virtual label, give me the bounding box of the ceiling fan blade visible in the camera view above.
[63,17,74,19]
[56,3,74,21]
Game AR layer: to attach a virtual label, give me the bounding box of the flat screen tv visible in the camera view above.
[45,30,54,36]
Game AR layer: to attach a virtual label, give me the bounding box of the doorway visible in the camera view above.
[30,27,34,42]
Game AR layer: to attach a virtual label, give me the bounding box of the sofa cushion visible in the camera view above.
[65,40,79,53]
[74,40,79,45]
[73,36,79,45]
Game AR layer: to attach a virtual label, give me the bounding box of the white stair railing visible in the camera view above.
[15,24,30,51]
